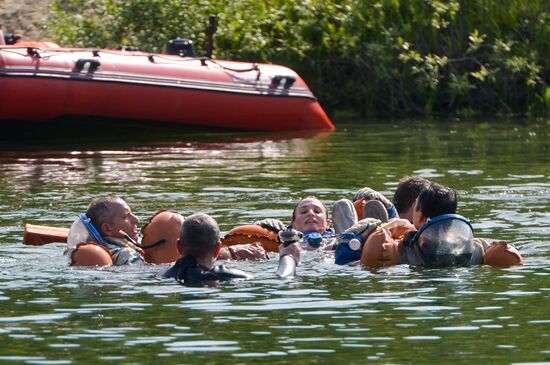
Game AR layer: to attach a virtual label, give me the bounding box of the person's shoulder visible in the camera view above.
[211,265,250,280]
[161,255,193,279]
[161,263,179,279]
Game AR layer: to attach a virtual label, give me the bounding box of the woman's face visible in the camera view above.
[291,198,329,233]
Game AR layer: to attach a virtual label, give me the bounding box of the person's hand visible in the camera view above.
[217,246,233,260]
[227,243,269,260]
[279,242,302,266]
[353,187,393,209]
[483,241,523,266]
[344,217,382,241]
[254,218,286,233]
[381,219,416,239]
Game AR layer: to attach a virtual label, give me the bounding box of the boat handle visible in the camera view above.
[74,58,101,73]
[270,75,295,89]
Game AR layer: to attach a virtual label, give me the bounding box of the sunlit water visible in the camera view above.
[0,119,549,364]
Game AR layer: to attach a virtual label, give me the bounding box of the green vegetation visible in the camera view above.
[46,0,549,117]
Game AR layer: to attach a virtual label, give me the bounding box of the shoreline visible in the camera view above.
[0,0,50,41]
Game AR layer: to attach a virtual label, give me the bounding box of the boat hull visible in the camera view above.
[0,46,335,131]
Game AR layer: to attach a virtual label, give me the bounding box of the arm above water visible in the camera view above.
[279,242,302,266]
[381,219,416,240]
[218,243,269,261]
[277,242,301,278]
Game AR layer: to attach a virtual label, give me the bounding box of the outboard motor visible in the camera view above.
[165,38,195,57]
[4,33,21,45]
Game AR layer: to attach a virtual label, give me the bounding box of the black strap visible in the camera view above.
[137,239,166,250]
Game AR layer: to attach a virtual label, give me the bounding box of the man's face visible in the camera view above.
[291,198,329,233]
[412,198,425,229]
[103,199,140,241]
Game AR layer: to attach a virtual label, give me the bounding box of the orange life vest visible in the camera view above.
[140,210,184,264]
[360,226,401,268]
[221,224,279,252]
[70,242,113,266]
[23,223,69,245]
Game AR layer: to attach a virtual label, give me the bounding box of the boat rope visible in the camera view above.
[137,239,167,250]
[1,47,268,85]
[1,47,263,76]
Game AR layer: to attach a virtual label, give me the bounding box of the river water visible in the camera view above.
[0,119,548,364]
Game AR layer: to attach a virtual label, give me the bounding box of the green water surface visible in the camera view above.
[0,118,548,364]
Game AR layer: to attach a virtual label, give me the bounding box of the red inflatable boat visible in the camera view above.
[0,42,334,131]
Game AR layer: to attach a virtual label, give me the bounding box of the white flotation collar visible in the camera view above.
[67,214,108,252]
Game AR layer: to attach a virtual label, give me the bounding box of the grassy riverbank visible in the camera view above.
[0,0,50,40]
[5,0,549,118]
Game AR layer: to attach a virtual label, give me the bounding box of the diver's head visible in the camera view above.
[413,183,457,229]
[393,175,431,223]
[410,215,475,267]
[178,213,221,262]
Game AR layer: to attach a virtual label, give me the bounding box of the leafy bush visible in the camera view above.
[46,0,549,117]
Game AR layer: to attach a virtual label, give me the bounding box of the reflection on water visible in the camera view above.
[0,119,549,364]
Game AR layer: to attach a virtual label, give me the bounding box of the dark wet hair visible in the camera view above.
[179,213,219,260]
[393,176,431,214]
[415,183,457,219]
[291,196,328,222]
[86,195,123,229]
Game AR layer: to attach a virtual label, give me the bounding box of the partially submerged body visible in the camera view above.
[360,217,523,268]
[64,185,523,274]
[68,207,268,267]
[162,213,250,285]
[163,255,249,284]
[67,197,145,266]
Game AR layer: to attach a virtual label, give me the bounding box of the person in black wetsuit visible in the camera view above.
[163,213,249,284]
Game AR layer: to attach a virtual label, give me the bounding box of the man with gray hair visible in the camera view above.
[163,213,249,284]
[67,195,145,265]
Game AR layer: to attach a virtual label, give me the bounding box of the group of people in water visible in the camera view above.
[66,175,523,285]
